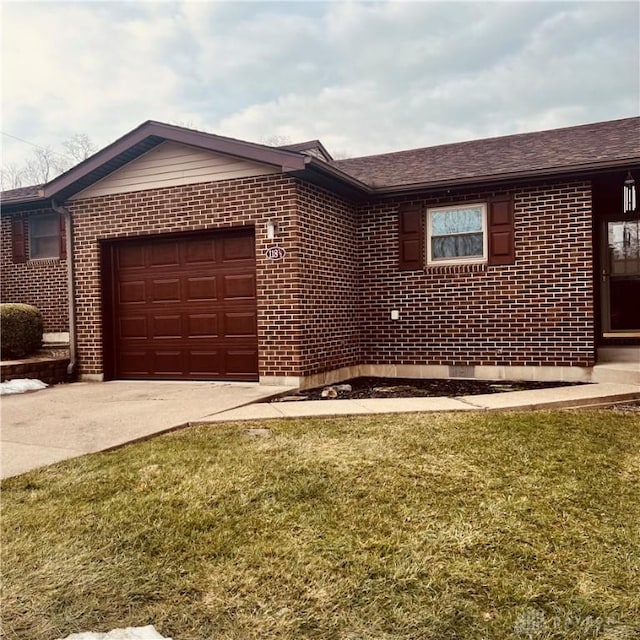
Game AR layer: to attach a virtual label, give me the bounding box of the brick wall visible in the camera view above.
[1,356,71,385]
[67,174,307,378]
[358,180,595,368]
[2,175,596,379]
[297,182,361,375]
[0,210,69,333]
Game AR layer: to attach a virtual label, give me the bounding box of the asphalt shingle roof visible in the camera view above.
[0,185,43,204]
[332,117,640,189]
[2,117,639,206]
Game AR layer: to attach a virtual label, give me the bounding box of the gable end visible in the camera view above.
[70,141,281,200]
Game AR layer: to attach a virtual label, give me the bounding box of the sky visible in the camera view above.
[1,0,639,170]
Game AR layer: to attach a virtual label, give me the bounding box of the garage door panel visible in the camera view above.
[187,277,218,301]
[223,312,257,337]
[188,351,221,376]
[151,279,181,302]
[118,245,145,269]
[222,234,254,261]
[188,314,218,338]
[118,351,149,376]
[111,230,257,381]
[153,351,183,375]
[119,316,147,339]
[224,350,259,377]
[119,281,146,304]
[152,315,182,338]
[185,238,216,263]
[150,243,180,266]
[223,274,255,299]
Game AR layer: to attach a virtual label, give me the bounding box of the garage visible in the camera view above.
[102,229,258,381]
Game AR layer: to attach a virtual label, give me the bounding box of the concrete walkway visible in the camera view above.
[0,381,293,479]
[2,380,638,479]
[205,382,640,421]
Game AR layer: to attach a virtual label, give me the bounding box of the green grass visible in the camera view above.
[2,410,639,640]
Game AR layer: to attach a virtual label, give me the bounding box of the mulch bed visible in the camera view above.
[602,401,640,412]
[270,376,589,402]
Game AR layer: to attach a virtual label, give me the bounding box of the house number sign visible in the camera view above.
[265,245,286,260]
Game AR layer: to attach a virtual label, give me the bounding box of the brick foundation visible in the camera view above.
[1,356,72,385]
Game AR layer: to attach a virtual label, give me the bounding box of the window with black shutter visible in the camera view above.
[10,212,66,262]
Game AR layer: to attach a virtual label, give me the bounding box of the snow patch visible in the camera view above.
[56,625,172,640]
[0,378,48,395]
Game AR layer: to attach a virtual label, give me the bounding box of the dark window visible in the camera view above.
[29,213,60,259]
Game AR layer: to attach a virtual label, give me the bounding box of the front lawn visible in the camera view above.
[2,411,639,640]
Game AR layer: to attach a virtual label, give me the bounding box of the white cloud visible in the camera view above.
[2,2,188,160]
[216,1,639,155]
[1,0,638,171]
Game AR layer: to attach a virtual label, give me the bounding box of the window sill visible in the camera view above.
[424,262,487,274]
[27,257,62,264]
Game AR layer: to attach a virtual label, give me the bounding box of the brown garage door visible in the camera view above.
[104,230,258,381]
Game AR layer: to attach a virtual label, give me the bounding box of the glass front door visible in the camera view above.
[602,218,640,336]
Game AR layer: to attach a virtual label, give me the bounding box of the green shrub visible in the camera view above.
[1,303,43,359]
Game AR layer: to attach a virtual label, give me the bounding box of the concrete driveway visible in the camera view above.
[1,381,292,479]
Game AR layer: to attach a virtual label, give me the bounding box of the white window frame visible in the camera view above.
[29,213,60,260]
[426,202,488,265]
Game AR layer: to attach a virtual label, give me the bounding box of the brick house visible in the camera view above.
[1,117,639,387]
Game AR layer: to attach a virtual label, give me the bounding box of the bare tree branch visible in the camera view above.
[61,133,96,162]
[22,147,67,184]
[260,135,293,147]
[0,163,25,190]
[2,133,96,189]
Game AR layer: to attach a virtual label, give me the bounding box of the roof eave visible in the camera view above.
[142,121,307,170]
[4,150,638,210]
[369,158,640,197]
[287,157,373,200]
[1,199,50,214]
[40,121,307,201]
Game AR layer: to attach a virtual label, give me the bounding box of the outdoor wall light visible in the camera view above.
[266,220,278,240]
[623,171,636,214]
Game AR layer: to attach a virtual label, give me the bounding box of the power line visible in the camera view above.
[2,131,48,150]
[1,131,73,159]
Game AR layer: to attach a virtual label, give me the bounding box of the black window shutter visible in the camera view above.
[11,218,26,263]
[59,214,67,260]
[488,196,515,265]
[398,203,424,270]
